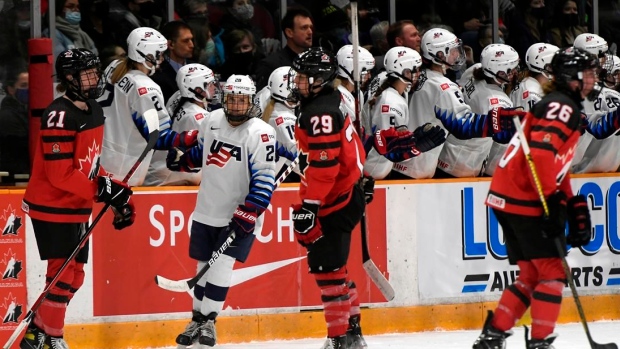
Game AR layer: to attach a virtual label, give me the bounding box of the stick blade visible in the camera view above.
[363,259,395,301]
[593,342,618,349]
[154,275,191,293]
[3,314,31,349]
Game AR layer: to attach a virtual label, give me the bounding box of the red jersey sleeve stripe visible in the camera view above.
[309,141,341,150]
[43,153,74,160]
[310,159,339,168]
[529,141,557,153]
[531,125,570,141]
[42,135,75,142]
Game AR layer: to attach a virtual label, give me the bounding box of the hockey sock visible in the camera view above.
[68,262,85,301]
[315,268,350,338]
[200,254,235,316]
[492,261,536,331]
[531,258,565,339]
[34,258,76,337]
[347,279,361,324]
[193,261,210,312]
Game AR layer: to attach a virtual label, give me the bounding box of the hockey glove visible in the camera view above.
[167,147,199,172]
[95,176,133,207]
[173,130,199,148]
[361,177,375,204]
[485,107,525,137]
[292,202,322,247]
[541,191,567,239]
[228,205,258,240]
[579,112,588,135]
[412,123,446,153]
[373,127,416,155]
[566,195,592,247]
[111,198,136,230]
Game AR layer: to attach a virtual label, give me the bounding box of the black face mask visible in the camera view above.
[562,13,580,27]
[530,7,545,19]
[230,51,254,66]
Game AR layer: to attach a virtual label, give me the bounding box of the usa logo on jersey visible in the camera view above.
[206,140,242,167]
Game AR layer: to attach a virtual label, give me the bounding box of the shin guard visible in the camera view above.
[531,258,565,340]
[34,258,76,337]
[492,261,536,331]
[315,269,350,338]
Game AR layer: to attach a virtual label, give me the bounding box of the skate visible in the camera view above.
[175,310,208,348]
[321,335,349,349]
[20,325,47,349]
[197,312,217,347]
[45,336,70,349]
[472,310,513,349]
[524,325,558,349]
[346,315,367,348]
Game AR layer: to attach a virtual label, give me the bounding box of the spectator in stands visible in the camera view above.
[504,0,552,59]
[254,6,313,90]
[220,0,266,56]
[217,28,263,80]
[108,0,164,50]
[472,24,505,63]
[0,0,30,79]
[44,0,99,59]
[99,44,127,69]
[369,20,389,72]
[182,0,225,69]
[0,69,29,175]
[80,0,115,53]
[549,0,587,49]
[152,21,195,102]
[386,20,421,53]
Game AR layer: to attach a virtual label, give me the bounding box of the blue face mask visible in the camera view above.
[15,88,29,105]
[65,10,81,25]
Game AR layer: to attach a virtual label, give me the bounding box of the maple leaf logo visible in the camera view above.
[1,204,22,236]
[2,248,23,280]
[78,140,101,180]
[1,292,22,324]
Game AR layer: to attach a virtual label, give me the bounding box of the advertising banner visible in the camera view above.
[417,177,620,301]
[92,187,389,316]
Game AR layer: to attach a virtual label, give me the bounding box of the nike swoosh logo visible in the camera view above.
[80,123,87,129]
[210,126,220,130]
[230,256,306,286]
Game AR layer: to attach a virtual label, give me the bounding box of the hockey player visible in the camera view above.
[144,63,218,186]
[98,27,199,187]
[166,75,276,348]
[20,49,134,349]
[510,43,559,112]
[364,46,446,179]
[335,45,375,124]
[602,55,620,90]
[393,28,522,179]
[475,47,596,349]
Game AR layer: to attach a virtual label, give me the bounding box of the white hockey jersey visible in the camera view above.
[510,76,544,112]
[572,87,620,173]
[191,109,277,227]
[267,102,298,173]
[363,86,408,179]
[255,85,272,117]
[98,61,174,186]
[144,101,207,186]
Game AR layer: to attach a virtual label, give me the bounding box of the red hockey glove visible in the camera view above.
[485,107,525,137]
[95,176,133,207]
[566,195,592,247]
[541,191,567,239]
[111,198,136,230]
[411,123,446,153]
[173,130,199,148]
[373,127,416,155]
[228,205,258,240]
[292,202,322,247]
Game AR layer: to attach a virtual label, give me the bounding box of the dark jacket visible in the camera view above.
[254,45,299,90]
[0,95,29,174]
[151,59,181,104]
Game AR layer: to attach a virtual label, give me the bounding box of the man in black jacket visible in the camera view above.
[152,21,195,103]
[0,69,29,176]
[254,7,313,90]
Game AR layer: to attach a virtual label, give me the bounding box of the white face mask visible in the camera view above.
[232,3,253,20]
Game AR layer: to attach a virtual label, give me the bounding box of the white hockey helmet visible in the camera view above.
[603,55,620,88]
[127,27,168,76]
[223,74,259,123]
[268,66,297,107]
[525,43,559,77]
[176,63,218,103]
[421,28,466,70]
[336,45,375,84]
[384,46,422,92]
[573,33,608,57]
[481,44,520,85]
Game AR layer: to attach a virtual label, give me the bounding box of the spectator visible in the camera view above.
[0,0,30,79]
[152,21,195,102]
[99,44,127,68]
[182,0,225,69]
[44,0,99,59]
[254,6,313,90]
[217,28,263,80]
[0,69,29,175]
[220,0,266,55]
[369,20,389,72]
[80,0,115,53]
[473,25,505,63]
[549,0,587,49]
[505,0,552,59]
[386,20,421,53]
[108,0,164,50]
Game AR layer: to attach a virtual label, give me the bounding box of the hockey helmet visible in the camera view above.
[336,45,375,85]
[176,63,218,104]
[603,55,620,88]
[384,46,423,92]
[55,48,104,101]
[289,47,338,100]
[421,28,466,70]
[550,47,600,100]
[268,66,297,108]
[127,27,168,76]
[525,43,559,78]
[481,44,520,86]
[223,74,259,123]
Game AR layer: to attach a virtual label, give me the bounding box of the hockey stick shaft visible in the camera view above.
[350,0,361,135]
[360,210,395,300]
[512,116,617,349]
[3,111,160,349]
[155,156,300,293]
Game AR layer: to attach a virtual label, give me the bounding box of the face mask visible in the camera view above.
[530,7,545,19]
[18,20,31,29]
[232,4,253,21]
[65,10,81,25]
[205,39,216,58]
[562,13,579,27]
[15,88,29,105]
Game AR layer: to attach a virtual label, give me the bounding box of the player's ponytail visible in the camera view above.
[172,97,194,122]
[368,77,394,109]
[110,57,132,85]
[262,99,276,123]
[542,80,557,95]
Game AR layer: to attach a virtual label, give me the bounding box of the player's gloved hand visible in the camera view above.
[111,198,136,230]
[412,123,446,153]
[566,195,592,247]
[228,204,258,240]
[166,147,199,172]
[485,107,525,136]
[362,177,375,204]
[541,191,567,239]
[292,202,322,247]
[373,127,416,155]
[95,176,133,207]
[173,130,199,148]
[579,112,588,135]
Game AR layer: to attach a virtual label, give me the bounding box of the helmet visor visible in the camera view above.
[446,40,466,70]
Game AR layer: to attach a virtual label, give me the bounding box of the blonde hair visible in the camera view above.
[110,58,133,85]
[262,99,276,123]
[542,81,557,95]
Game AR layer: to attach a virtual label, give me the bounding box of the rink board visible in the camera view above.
[1,173,620,348]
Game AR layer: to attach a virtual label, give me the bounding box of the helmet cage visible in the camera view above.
[56,49,105,101]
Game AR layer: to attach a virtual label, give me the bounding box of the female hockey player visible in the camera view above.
[334,44,375,124]
[166,75,277,348]
[98,27,199,186]
[20,49,134,349]
[510,43,559,112]
[474,47,596,349]
[144,63,218,186]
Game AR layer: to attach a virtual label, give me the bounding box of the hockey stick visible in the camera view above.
[360,212,395,301]
[512,116,617,349]
[154,156,300,293]
[3,109,160,349]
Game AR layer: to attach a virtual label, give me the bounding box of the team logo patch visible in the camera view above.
[52,143,60,153]
[381,104,390,113]
[495,51,504,58]
[1,292,23,324]
[433,32,443,39]
[275,116,284,126]
[440,83,450,91]
[486,194,505,209]
[543,133,552,143]
[261,134,270,142]
[319,150,328,161]
[586,35,594,42]
[195,113,204,121]
[538,46,547,53]
[397,50,406,57]
[206,140,242,167]
[320,54,330,63]
[490,98,499,105]
[522,91,529,99]
[144,32,153,38]
[138,87,148,96]
[78,140,101,180]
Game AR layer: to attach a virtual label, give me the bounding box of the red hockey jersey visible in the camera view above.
[295,87,365,216]
[23,97,106,223]
[486,91,581,216]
